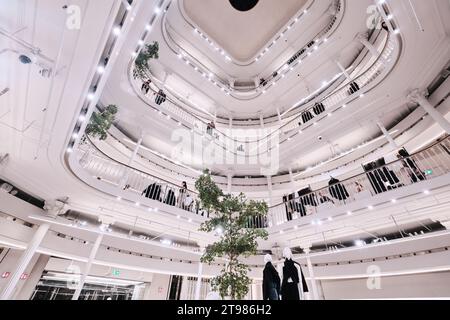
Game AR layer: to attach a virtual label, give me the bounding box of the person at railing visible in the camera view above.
[354,181,364,193]
[328,177,349,201]
[396,149,426,183]
[318,191,335,204]
[141,79,151,94]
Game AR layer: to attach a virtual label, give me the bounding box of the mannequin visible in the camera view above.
[262,254,280,300]
[281,248,309,300]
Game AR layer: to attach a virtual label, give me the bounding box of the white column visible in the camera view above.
[128,135,143,166]
[0,223,50,300]
[72,232,104,300]
[376,120,398,149]
[260,114,265,128]
[304,248,319,300]
[194,261,203,300]
[227,173,232,194]
[228,117,233,129]
[335,60,352,82]
[408,89,450,134]
[267,176,273,206]
[276,108,282,122]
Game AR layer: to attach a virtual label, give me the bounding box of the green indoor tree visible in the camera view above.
[85,104,118,141]
[195,170,268,300]
[133,41,159,81]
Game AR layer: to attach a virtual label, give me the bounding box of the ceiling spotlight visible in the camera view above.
[368,205,374,210]
[145,24,151,31]
[113,27,121,36]
[354,239,365,247]
[72,133,79,139]
[154,7,161,14]
[391,199,397,203]
[97,66,105,74]
[423,190,430,195]
[66,147,73,153]
[78,115,86,122]
[87,93,95,100]
[135,202,140,207]
[347,211,352,216]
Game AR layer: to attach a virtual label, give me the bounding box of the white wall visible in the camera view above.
[320,271,450,299]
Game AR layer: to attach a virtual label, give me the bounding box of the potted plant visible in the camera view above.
[133,41,159,81]
[195,170,268,300]
[85,104,118,141]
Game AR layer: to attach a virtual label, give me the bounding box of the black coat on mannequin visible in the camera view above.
[281,259,309,300]
[262,262,281,300]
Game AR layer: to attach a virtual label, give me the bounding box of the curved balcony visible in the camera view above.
[267,136,450,227]
[162,0,345,98]
[68,137,269,229]
[129,32,400,158]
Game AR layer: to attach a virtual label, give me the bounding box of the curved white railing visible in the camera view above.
[130,32,400,158]
[267,136,450,227]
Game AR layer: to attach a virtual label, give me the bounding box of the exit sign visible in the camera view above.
[424,169,433,175]
[112,269,120,276]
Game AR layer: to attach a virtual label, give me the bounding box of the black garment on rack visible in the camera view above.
[164,189,176,206]
[283,195,293,221]
[263,262,281,300]
[328,177,349,201]
[155,90,166,105]
[348,81,360,95]
[313,102,325,115]
[298,187,318,207]
[142,183,162,201]
[301,111,314,124]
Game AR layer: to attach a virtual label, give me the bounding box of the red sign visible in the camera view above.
[1,272,10,278]
[20,273,28,280]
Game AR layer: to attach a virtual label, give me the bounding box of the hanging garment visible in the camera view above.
[328,177,349,200]
[164,189,176,206]
[293,261,309,293]
[142,183,162,201]
[301,111,314,124]
[263,262,281,300]
[155,90,166,105]
[281,259,300,300]
[348,81,360,95]
[298,187,318,207]
[313,102,325,115]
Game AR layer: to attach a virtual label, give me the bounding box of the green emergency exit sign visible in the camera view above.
[112,269,120,276]
[424,169,433,175]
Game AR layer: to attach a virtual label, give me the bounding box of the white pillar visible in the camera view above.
[357,33,379,56]
[260,114,265,128]
[408,89,450,134]
[194,261,203,300]
[376,120,398,149]
[267,176,273,206]
[304,248,319,300]
[128,135,143,166]
[0,223,50,300]
[335,60,352,82]
[227,173,232,194]
[276,108,282,122]
[72,232,104,300]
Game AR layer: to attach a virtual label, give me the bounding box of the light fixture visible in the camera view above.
[423,190,430,195]
[347,211,352,216]
[113,27,121,36]
[328,217,333,221]
[145,24,151,31]
[138,40,144,46]
[391,199,397,203]
[97,66,105,74]
[87,93,95,100]
[78,115,86,122]
[135,202,140,207]
[368,205,374,210]
[66,147,73,153]
[154,7,161,14]
[116,196,122,201]
[72,133,79,139]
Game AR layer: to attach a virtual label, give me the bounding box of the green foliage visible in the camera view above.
[133,41,159,81]
[85,105,118,141]
[196,170,268,300]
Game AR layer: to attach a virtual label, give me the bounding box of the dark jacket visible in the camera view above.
[281,259,309,300]
[262,262,281,300]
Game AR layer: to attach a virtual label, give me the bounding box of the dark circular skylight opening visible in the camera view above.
[229,0,259,12]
